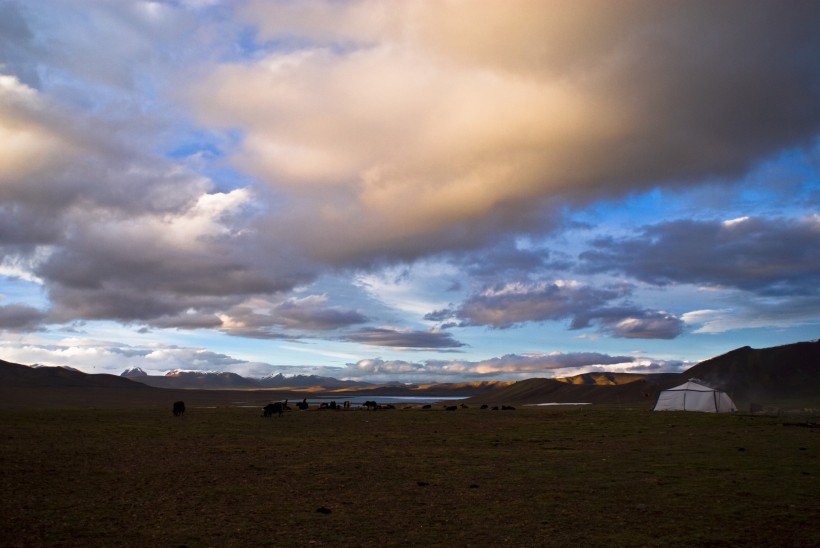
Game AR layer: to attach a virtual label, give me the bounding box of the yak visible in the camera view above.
[172,401,185,417]
[262,401,284,417]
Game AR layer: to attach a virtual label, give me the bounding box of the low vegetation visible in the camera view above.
[1,404,818,547]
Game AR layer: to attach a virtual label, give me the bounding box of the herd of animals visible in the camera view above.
[170,398,516,416]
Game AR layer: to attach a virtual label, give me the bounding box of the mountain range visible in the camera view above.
[120,368,375,390]
[1,340,818,409]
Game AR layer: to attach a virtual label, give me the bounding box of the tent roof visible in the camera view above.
[663,380,723,392]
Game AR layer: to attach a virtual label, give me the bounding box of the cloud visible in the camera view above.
[0,73,319,329]
[0,0,818,365]
[0,303,47,332]
[345,327,465,350]
[186,0,820,265]
[571,307,684,339]
[214,295,368,338]
[432,280,626,329]
[580,216,820,296]
[683,294,820,334]
[0,337,280,377]
[451,242,560,282]
[341,351,687,382]
[0,2,40,88]
[0,334,690,382]
[427,279,684,339]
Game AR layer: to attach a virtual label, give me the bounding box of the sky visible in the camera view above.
[0,0,819,383]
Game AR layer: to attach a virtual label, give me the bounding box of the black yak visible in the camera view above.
[262,402,284,417]
[296,398,309,410]
[172,401,185,417]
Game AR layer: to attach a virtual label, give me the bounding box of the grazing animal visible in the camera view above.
[296,398,309,411]
[491,406,499,411]
[363,400,378,410]
[445,405,458,411]
[460,404,469,409]
[421,404,432,409]
[262,402,284,417]
[501,405,516,411]
[480,404,488,410]
[172,401,185,417]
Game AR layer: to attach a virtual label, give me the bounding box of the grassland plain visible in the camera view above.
[0,404,818,547]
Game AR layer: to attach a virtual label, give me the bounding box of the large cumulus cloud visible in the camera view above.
[188,0,820,264]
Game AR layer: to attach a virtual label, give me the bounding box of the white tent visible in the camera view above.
[653,380,737,413]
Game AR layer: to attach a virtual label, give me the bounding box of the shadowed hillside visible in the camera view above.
[0,359,306,409]
[555,372,678,386]
[0,359,148,390]
[467,341,820,407]
[671,340,820,405]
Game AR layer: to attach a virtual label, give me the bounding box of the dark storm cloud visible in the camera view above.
[579,216,820,296]
[0,303,46,331]
[0,204,61,246]
[345,327,466,350]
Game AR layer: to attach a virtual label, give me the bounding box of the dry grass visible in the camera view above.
[1,404,818,547]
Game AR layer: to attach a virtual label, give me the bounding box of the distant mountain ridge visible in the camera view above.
[2,340,818,408]
[120,370,375,390]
